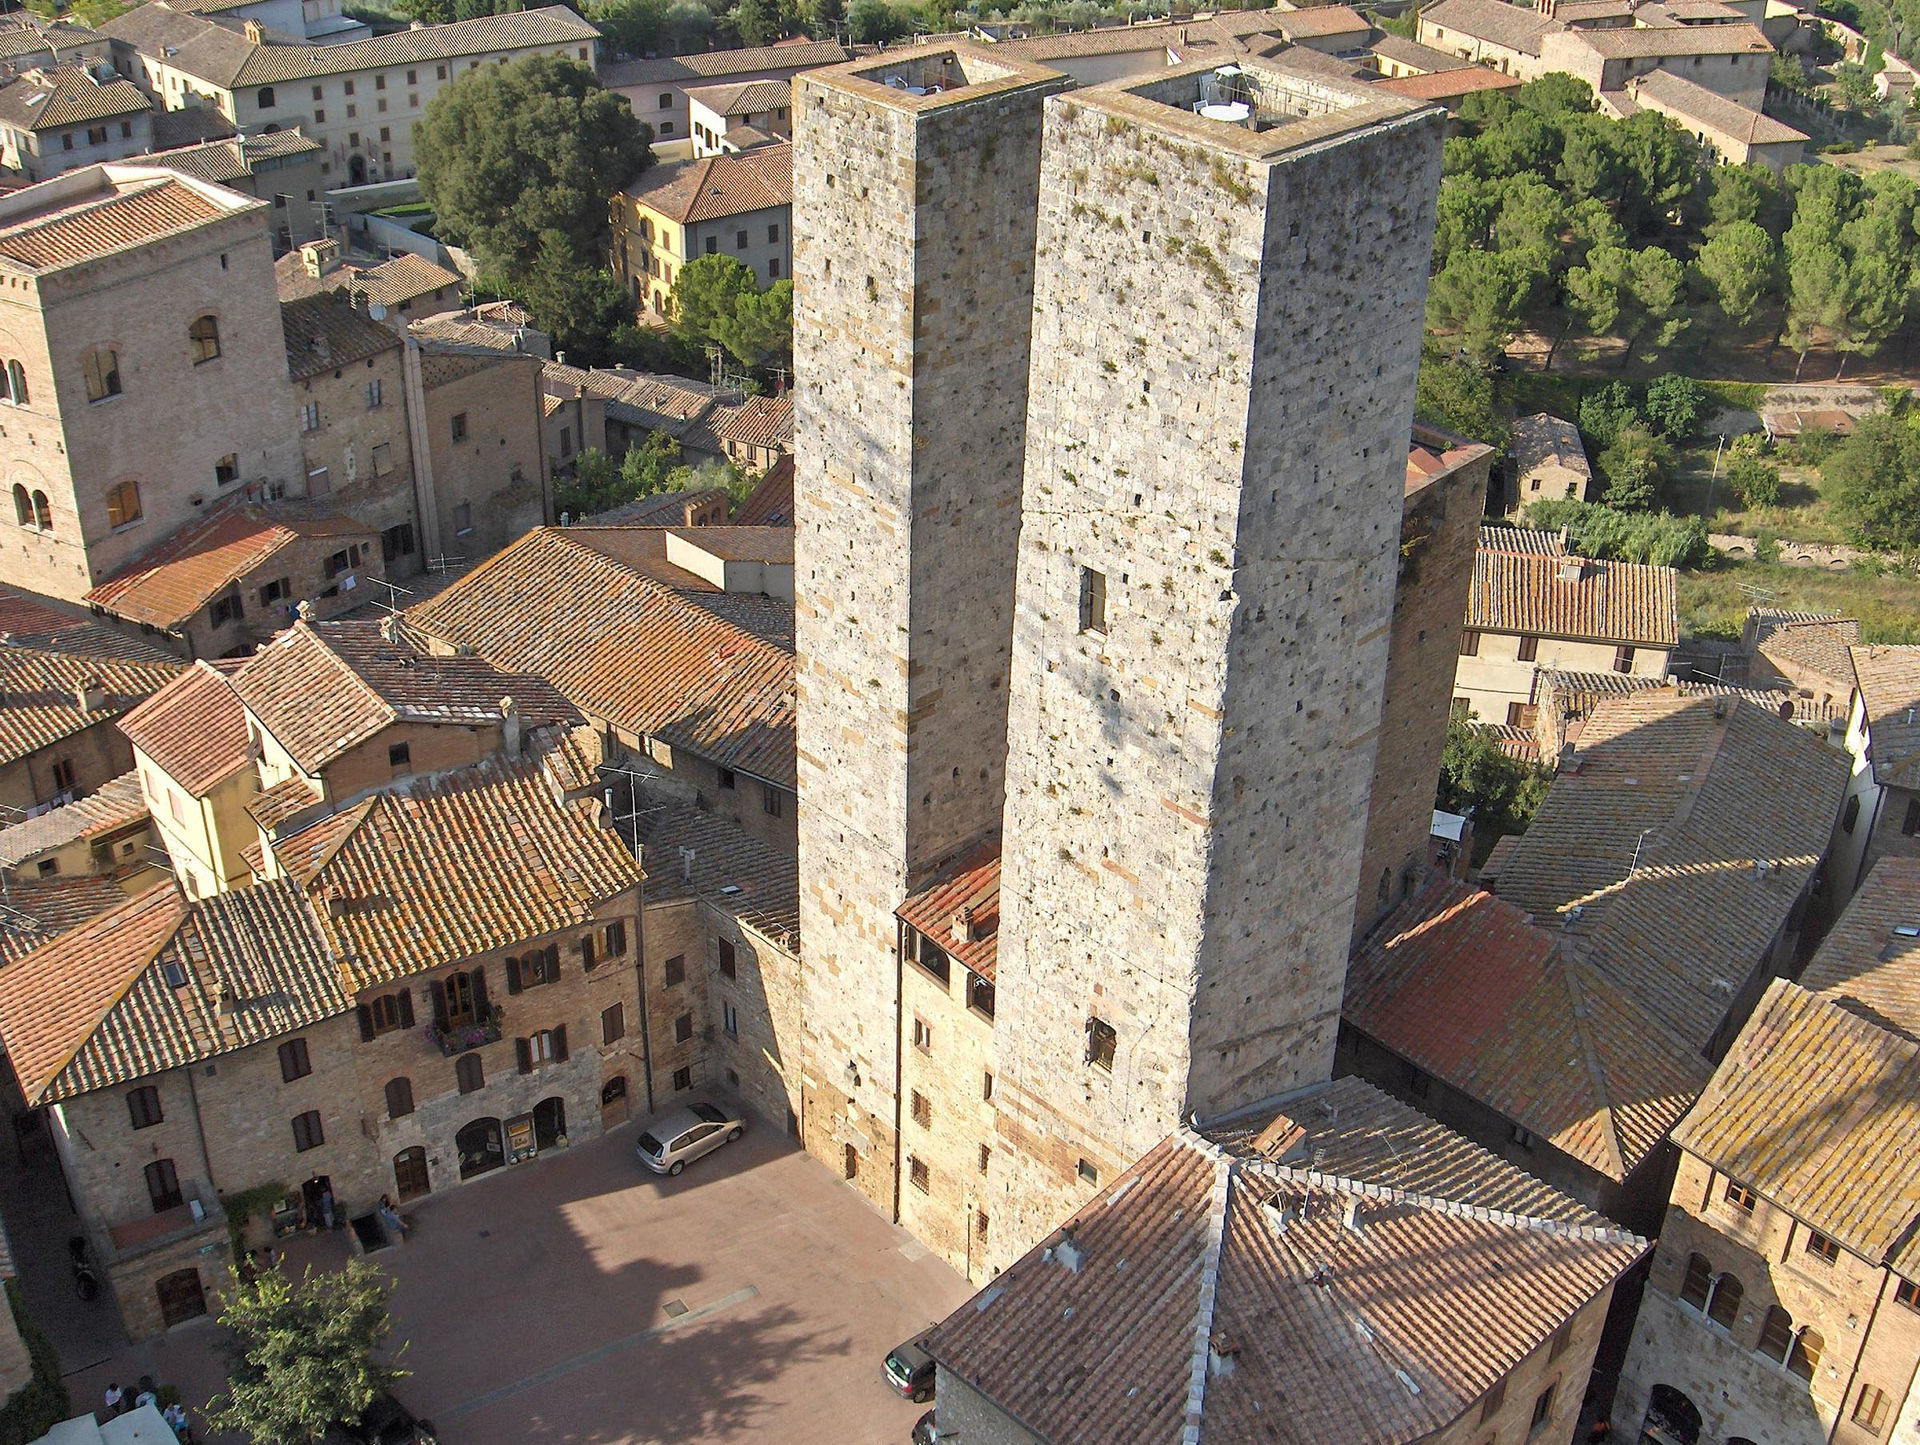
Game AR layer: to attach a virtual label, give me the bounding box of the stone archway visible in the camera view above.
[456,1117,504,1180]
[1639,1383,1703,1445]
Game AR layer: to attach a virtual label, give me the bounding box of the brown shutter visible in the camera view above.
[506,957,522,994]
[580,935,596,970]
[552,1024,568,1062]
[515,1037,532,1074]
[429,979,448,1029]
[545,943,559,975]
[357,1004,375,1041]
[471,965,489,1014]
[607,920,627,956]
[398,988,415,1028]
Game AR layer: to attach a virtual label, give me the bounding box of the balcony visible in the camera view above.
[106,1186,221,1262]
[426,1005,503,1056]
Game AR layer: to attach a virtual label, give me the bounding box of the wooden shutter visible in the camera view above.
[515,1037,533,1074]
[507,957,522,993]
[471,966,488,1014]
[545,943,559,975]
[579,935,596,970]
[430,979,449,1029]
[398,988,415,1028]
[357,1004,375,1041]
[602,1003,624,1045]
[607,920,627,956]
[552,1024,568,1062]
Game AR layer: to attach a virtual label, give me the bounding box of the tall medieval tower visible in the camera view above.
[790,49,1069,1213]
[986,59,1447,1251]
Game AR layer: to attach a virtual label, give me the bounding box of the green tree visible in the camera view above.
[1564,243,1633,339]
[1625,244,1690,358]
[1426,247,1544,364]
[1525,498,1708,565]
[591,0,671,53]
[1725,435,1781,508]
[1705,162,1784,235]
[1414,351,1508,449]
[517,232,633,364]
[729,0,781,44]
[1436,710,1553,849]
[1597,425,1672,509]
[1514,71,1597,118]
[1836,61,1880,110]
[713,278,793,369]
[416,56,650,276]
[672,253,760,348]
[1577,380,1642,448]
[1644,373,1709,441]
[207,1261,404,1445]
[1784,231,1851,380]
[1694,219,1777,327]
[847,0,908,39]
[1829,410,1920,554]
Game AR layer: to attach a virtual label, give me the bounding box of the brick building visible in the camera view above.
[0,648,178,817]
[925,1076,1648,1445]
[1742,608,1858,713]
[139,129,327,255]
[1615,858,1920,1445]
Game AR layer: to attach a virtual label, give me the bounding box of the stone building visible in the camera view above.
[924,1076,1648,1445]
[685,78,791,155]
[0,66,153,182]
[791,45,1069,1221]
[1614,858,1920,1445]
[1352,427,1492,946]
[0,648,178,816]
[0,769,152,884]
[0,164,304,606]
[1456,525,1678,728]
[600,38,847,147]
[1509,412,1592,511]
[281,293,420,576]
[0,16,112,83]
[1341,688,1848,1230]
[985,56,1445,1258]
[1599,68,1806,168]
[140,129,327,255]
[609,143,792,314]
[1742,607,1858,713]
[1833,645,1920,903]
[102,4,600,186]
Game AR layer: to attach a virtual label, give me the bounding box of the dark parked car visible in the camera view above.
[884,1337,935,1402]
[911,1408,938,1444]
[325,1393,437,1445]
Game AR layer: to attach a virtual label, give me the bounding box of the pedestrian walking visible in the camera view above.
[318,1185,334,1231]
[102,1382,123,1418]
[377,1194,409,1241]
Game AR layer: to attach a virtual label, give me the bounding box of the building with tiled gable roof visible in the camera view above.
[925,1076,1646,1445]
[0,769,153,884]
[610,143,791,313]
[117,659,257,898]
[707,392,793,472]
[601,38,847,147]
[0,65,153,180]
[0,646,179,818]
[141,128,324,245]
[1833,645,1920,901]
[0,15,111,81]
[1456,524,1677,727]
[0,873,130,962]
[1742,606,1858,710]
[685,77,791,155]
[1341,688,1847,1228]
[1616,859,1920,1445]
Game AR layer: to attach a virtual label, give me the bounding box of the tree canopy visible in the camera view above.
[1829,409,1920,555]
[1436,709,1553,853]
[417,56,651,276]
[672,255,795,371]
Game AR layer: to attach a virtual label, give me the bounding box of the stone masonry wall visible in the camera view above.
[987,85,1445,1257]
[1351,442,1490,948]
[790,58,1063,1217]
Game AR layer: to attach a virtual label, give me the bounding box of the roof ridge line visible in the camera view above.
[1560,966,1628,1179]
[1246,1158,1640,1244]
[1177,1130,1231,1444]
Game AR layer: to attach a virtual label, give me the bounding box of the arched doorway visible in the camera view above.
[393,1147,430,1203]
[600,1076,628,1129]
[154,1268,205,1328]
[456,1117,504,1180]
[1639,1384,1702,1445]
[534,1096,566,1151]
[348,153,367,186]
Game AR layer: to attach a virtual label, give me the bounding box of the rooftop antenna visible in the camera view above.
[1629,825,1658,873]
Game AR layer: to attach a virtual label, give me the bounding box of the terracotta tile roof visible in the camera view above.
[926,1078,1645,1444]
[1346,877,1712,1180]
[0,170,236,274]
[897,840,999,981]
[1481,523,1564,555]
[1419,0,1557,53]
[708,393,793,452]
[620,144,791,224]
[584,487,732,527]
[0,587,176,662]
[1535,668,1843,735]
[143,128,321,187]
[272,745,642,991]
[0,875,128,965]
[1511,413,1590,479]
[0,770,147,867]
[228,618,581,774]
[408,527,796,787]
[634,803,797,948]
[684,77,791,115]
[541,363,727,433]
[1469,528,1678,647]
[244,774,321,834]
[1799,857,1920,1040]
[406,302,546,357]
[601,38,847,87]
[1673,978,1920,1274]
[1493,691,1846,1044]
[1368,33,1471,70]
[0,877,347,1105]
[1851,646,1920,789]
[0,17,99,63]
[1624,69,1804,142]
[0,66,148,131]
[1273,4,1369,37]
[1376,65,1523,99]
[1562,20,1770,54]
[666,525,792,564]
[349,253,461,309]
[282,292,401,381]
[116,661,252,795]
[86,503,375,631]
[103,4,599,88]
[1750,610,1858,690]
[734,453,792,525]
[0,647,180,768]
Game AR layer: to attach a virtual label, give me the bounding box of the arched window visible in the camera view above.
[384,1076,414,1119]
[5,360,25,405]
[456,1053,484,1095]
[1679,1252,1713,1312]
[1788,1327,1823,1381]
[188,314,220,365]
[12,484,29,527]
[1759,1304,1800,1367]
[82,347,120,402]
[31,490,50,532]
[1706,1271,1743,1330]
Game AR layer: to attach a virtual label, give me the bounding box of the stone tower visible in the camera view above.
[987,58,1447,1250]
[790,48,1069,1213]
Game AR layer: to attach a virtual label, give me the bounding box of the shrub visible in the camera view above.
[0,1282,68,1445]
[1525,499,1708,567]
[1725,435,1781,508]
[1577,380,1643,450]
[1597,426,1672,510]
[1644,374,1709,441]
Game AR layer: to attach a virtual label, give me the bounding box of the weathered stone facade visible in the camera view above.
[987,63,1446,1254]
[790,49,1067,1216]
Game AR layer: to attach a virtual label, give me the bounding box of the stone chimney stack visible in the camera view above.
[75,676,106,713]
[500,696,521,757]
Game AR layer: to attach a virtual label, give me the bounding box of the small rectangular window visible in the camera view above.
[979,1143,991,1174]
[1613,645,1636,674]
[909,1156,929,1193]
[719,939,737,979]
[278,1039,311,1082]
[768,223,780,243]
[916,935,950,986]
[1724,1179,1756,1212]
[1077,1158,1098,1185]
[911,1090,931,1127]
[1904,798,1920,838]
[1459,629,1481,657]
[1086,1017,1117,1071]
[388,741,411,773]
[602,1003,625,1044]
[1516,634,1538,662]
[451,413,468,443]
[912,1017,932,1053]
[1806,1230,1841,1265]
[1896,1278,1920,1312]
[717,767,736,790]
[1078,566,1106,634]
[664,954,685,986]
[761,782,783,817]
[1530,1384,1555,1432]
[366,379,382,409]
[1854,1384,1889,1434]
[302,402,320,432]
[291,1109,324,1152]
[705,235,717,255]
[672,1065,691,1090]
[452,502,473,535]
[128,1085,164,1129]
[983,1070,994,1101]
[723,1002,738,1037]
[674,1012,694,1043]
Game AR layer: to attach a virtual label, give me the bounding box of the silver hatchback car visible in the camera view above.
[636,1101,745,1175]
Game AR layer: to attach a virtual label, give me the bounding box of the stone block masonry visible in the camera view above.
[986,60,1447,1256]
[790,48,1068,1215]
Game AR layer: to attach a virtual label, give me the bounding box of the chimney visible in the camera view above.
[1342,1197,1365,1233]
[74,676,106,712]
[296,599,314,621]
[300,237,339,280]
[1049,1227,1086,1273]
[950,904,976,945]
[323,886,348,919]
[500,695,521,757]
[380,612,400,643]
[1557,557,1585,584]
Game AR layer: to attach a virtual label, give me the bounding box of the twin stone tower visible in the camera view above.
[789,44,1447,1272]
